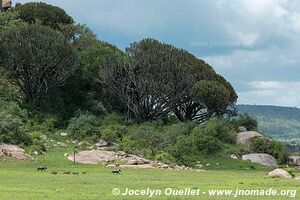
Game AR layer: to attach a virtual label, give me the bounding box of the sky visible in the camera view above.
[17,0,300,107]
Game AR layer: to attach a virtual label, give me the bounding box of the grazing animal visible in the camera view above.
[63,171,71,175]
[82,171,87,175]
[72,172,79,175]
[51,171,58,175]
[37,166,47,171]
[112,169,121,175]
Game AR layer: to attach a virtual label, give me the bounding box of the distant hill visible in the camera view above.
[237,105,300,145]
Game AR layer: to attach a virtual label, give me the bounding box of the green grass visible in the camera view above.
[0,148,299,200]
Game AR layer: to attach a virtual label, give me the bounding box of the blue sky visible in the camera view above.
[17,0,300,107]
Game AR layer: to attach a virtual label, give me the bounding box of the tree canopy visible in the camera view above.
[0,24,78,107]
[15,2,74,30]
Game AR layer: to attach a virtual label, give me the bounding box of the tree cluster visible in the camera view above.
[0,2,237,123]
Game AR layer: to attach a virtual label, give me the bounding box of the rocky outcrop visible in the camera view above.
[68,150,193,170]
[0,144,32,160]
[242,153,278,167]
[236,131,264,147]
[95,139,108,148]
[288,156,300,166]
[267,169,292,179]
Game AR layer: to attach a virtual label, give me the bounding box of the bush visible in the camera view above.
[233,113,258,131]
[100,125,128,143]
[67,111,101,141]
[283,166,296,178]
[193,119,236,144]
[250,137,289,164]
[0,101,32,145]
[154,152,176,164]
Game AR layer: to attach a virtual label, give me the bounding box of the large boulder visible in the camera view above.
[236,131,264,147]
[288,156,300,166]
[267,169,292,179]
[0,144,32,160]
[68,150,117,164]
[242,153,278,167]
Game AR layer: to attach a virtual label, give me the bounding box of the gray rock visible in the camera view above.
[242,153,278,167]
[0,144,32,160]
[238,126,247,133]
[236,131,264,147]
[231,154,238,159]
[60,132,68,137]
[288,156,300,166]
[95,139,108,147]
[267,169,292,179]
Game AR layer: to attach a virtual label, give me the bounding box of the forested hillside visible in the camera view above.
[238,105,300,151]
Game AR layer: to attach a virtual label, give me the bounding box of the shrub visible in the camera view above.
[100,125,128,143]
[0,101,32,145]
[283,166,296,178]
[250,137,289,164]
[154,152,176,164]
[233,113,258,131]
[67,111,101,141]
[193,119,236,144]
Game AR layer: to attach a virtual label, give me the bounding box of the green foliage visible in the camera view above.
[233,113,258,131]
[0,23,78,107]
[16,2,74,29]
[154,152,176,164]
[250,137,289,164]
[193,119,236,144]
[0,100,32,145]
[67,111,101,141]
[100,125,128,143]
[192,80,230,117]
[282,166,296,178]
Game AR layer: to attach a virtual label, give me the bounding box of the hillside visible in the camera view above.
[238,105,300,146]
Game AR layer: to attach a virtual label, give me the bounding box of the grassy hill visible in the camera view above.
[237,105,300,148]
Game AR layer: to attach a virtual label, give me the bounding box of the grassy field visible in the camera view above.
[0,148,299,200]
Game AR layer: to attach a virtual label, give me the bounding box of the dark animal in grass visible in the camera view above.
[63,171,71,175]
[37,166,47,171]
[112,169,121,175]
[51,171,58,175]
[82,171,87,175]
[72,172,79,175]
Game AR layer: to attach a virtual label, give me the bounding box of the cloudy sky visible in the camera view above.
[17,0,300,107]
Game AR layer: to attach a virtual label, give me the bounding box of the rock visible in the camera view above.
[236,131,264,146]
[242,153,278,167]
[41,135,47,140]
[33,151,38,155]
[0,144,32,160]
[195,164,203,168]
[116,151,128,157]
[126,156,149,165]
[294,176,300,180]
[95,139,108,148]
[267,169,292,179]
[64,153,69,157]
[106,164,117,167]
[68,150,117,164]
[56,142,67,147]
[238,126,247,133]
[60,132,68,137]
[231,154,238,159]
[288,156,300,166]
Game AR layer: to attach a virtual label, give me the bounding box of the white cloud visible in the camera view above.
[239,81,300,107]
